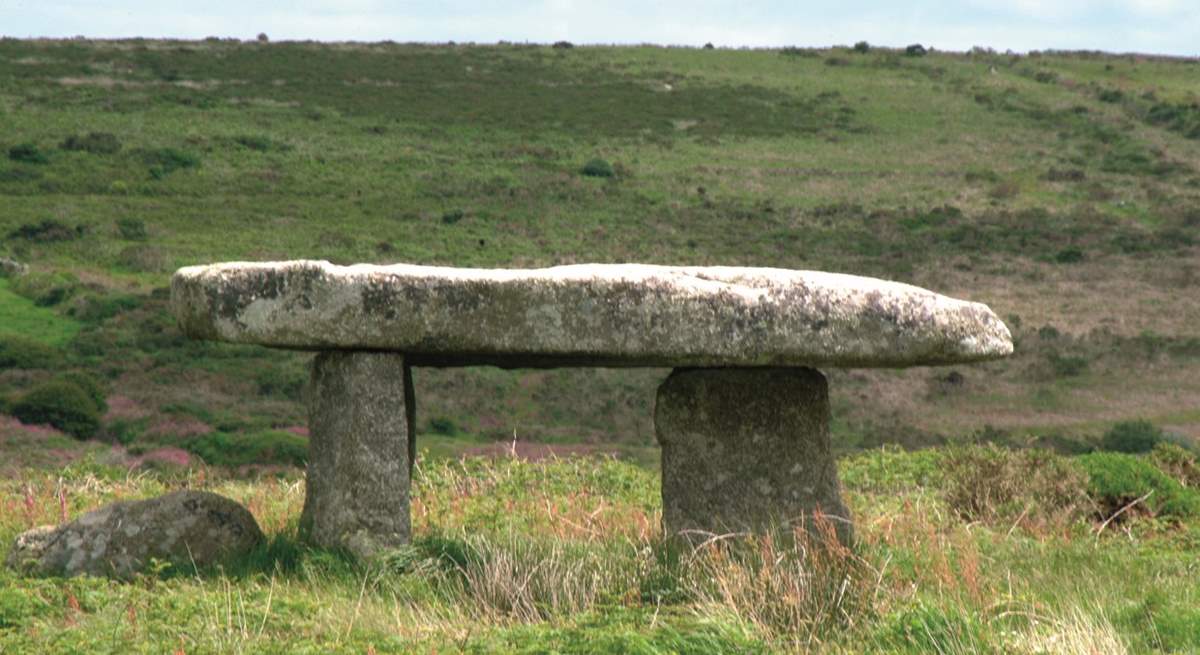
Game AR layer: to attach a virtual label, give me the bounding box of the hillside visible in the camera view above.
[2,38,1200,654]
[2,39,1198,462]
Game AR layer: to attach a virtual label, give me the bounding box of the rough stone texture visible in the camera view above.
[5,490,263,578]
[655,367,852,543]
[299,351,412,558]
[171,261,1012,368]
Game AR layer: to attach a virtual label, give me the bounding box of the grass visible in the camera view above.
[1,38,1200,651]
[1,447,1198,652]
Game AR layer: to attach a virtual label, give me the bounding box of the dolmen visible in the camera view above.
[171,261,1012,556]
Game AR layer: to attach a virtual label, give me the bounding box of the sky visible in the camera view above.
[1,1,1197,57]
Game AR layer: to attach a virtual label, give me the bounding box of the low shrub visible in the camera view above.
[141,147,200,179]
[581,158,615,178]
[11,270,81,307]
[942,444,1090,528]
[116,218,148,241]
[7,143,47,164]
[54,370,108,414]
[1097,88,1124,103]
[853,41,870,54]
[441,209,466,225]
[904,44,927,57]
[186,430,308,467]
[1079,452,1200,519]
[10,380,102,439]
[1150,442,1200,488]
[428,417,461,436]
[60,132,121,155]
[551,41,573,49]
[824,57,850,67]
[7,219,82,242]
[1101,420,1162,454]
[0,335,63,370]
[780,46,817,58]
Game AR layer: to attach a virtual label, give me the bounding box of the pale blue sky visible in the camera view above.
[1,1,1196,56]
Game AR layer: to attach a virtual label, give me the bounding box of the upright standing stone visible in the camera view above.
[655,367,851,543]
[300,351,412,558]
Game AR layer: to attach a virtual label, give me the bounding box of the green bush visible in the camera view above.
[10,380,102,439]
[141,147,200,179]
[7,219,81,242]
[1079,452,1200,519]
[1150,442,1200,488]
[853,41,870,54]
[904,44,927,57]
[581,158,615,178]
[60,132,121,155]
[428,417,461,436]
[186,430,308,467]
[7,143,47,164]
[54,370,107,414]
[1101,420,1162,453]
[0,335,63,370]
[1098,88,1124,103]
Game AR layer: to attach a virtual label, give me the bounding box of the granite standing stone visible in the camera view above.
[5,490,263,578]
[299,350,413,558]
[655,367,851,543]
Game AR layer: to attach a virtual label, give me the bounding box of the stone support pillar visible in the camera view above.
[654,367,852,544]
[300,351,413,557]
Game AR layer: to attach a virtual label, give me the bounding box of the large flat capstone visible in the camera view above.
[171,261,1012,368]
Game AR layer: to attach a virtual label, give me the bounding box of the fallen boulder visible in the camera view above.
[6,490,263,578]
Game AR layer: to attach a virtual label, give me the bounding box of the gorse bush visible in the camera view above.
[60,132,121,155]
[1150,442,1200,488]
[10,380,103,439]
[1079,452,1200,519]
[140,147,200,179]
[7,220,81,243]
[853,41,870,54]
[54,370,108,415]
[581,158,615,178]
[185,430,308,467]
[0,335,62,370]
[7,143,47,164]
[1101,420,1162,453]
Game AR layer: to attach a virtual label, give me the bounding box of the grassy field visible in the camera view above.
[1,38,1199,651]
[2,436,1200,653]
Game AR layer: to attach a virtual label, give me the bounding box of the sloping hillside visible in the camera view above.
[1,40,1198,462]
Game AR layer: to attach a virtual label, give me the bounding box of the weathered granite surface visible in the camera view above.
[655,367,851,543]
[171,261,1012,368]
[6,490,263,578]
[299,351,412,558]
